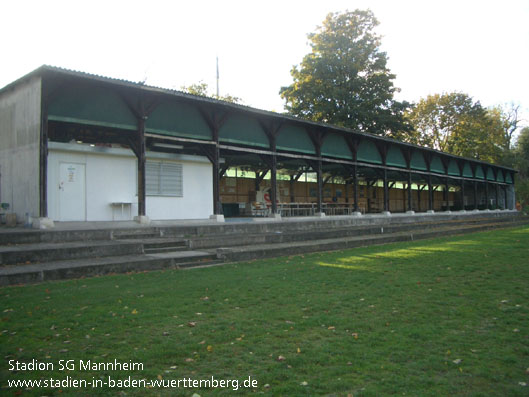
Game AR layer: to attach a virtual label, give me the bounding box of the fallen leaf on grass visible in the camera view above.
[185,358,194,362]
[351,333,359,339]
[188,322,197,327]
[207,345,213,352]
[300,381,308,386]
[277,355,286,361]
[453,359,462,364]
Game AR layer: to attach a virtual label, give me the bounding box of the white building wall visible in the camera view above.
[146,161,212,220]
[48,142,212,221]
[0,77,42,221]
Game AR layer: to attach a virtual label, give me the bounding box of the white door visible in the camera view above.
[59,162,86,221]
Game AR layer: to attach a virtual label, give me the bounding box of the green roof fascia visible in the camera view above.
[47,115,137,131]
[475,165,485,179]
[430,155,445,174]
[486,168,495,181]
[462,162,473,178]
[321,134,353,160]
[410,151,427,171]
[5,65,515,177]
[386,145,407,168]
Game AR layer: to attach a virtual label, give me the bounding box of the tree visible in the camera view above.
[405,93,510,164]
[279,9,411,135]
[181,81,241,104]
[513,127,529,210]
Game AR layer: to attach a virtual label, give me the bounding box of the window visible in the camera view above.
[146,161,183,197]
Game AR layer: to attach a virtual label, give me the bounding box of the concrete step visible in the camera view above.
[0,250,219,286]
[144,246,188,254]
[188,215,524,249]
[112,230,162,239]
[142,238,188,249]
[0,212,526,286]
[0,240,143,266]
[214,220,528,263]
[0,229,113,245]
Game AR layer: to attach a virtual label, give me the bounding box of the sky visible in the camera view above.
[2,0,528,128]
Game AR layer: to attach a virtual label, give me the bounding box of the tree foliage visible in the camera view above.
[279,9,411,135]
[181,81,241,104]
[513,127,529,209]
[405,93,512,164]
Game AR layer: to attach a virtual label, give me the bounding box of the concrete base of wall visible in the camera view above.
[32,217,55,229]
[209,214,225,223]
[134,215,151,225]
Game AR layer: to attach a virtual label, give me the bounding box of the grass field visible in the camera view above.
[1,226,529,396]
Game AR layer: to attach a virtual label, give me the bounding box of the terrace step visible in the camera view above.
[214,219,529,263]
[0,250,218,286]
[112,230,162,239]
[0,240,143,266]
[187,215,522,249]
[0,212,526,286]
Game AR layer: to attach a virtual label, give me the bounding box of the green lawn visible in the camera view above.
[1,226,529,396]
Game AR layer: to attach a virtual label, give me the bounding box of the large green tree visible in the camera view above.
[513,127,529,210]
[280,9,410,135]
[405,93,510,164]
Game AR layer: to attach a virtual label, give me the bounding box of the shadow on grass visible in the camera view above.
[315,226,529,271]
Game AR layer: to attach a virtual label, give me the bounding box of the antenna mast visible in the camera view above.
[216,56,220,98]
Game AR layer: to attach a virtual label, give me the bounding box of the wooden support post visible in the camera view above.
[495,183,499,209]
[503,185,508,209]
[137,117,147,217]
[254,171,266,192]
[270,153,278,215]
[461,179,465,210]
[444,178,449,211]
[417,185,421,212]
[39,89,49,218]
[428,174,433,211]
[212,141,222,215]
[353,164,359,213]
[473,180,478,210]
[383,168,389,212]
[316,158,323,214]
[290,175,295,203]
[407,172,413,212]
[485,182,489,209]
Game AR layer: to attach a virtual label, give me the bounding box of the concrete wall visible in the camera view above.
[47,142,213,221]
[0,77,41,222]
